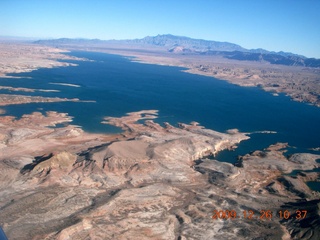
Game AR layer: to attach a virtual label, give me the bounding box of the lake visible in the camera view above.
[1,51,320,170]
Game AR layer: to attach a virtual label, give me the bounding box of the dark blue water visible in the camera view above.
[307,181,320,192]
[286,159,320,192]
[1,51,320,164]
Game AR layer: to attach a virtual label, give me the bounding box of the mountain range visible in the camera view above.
[34,34,320,68]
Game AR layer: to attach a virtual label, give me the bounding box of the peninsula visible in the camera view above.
[0,109,319,239]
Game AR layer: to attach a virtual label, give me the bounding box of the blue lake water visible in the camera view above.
[1,51,320,168]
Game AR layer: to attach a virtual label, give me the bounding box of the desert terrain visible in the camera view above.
[0,42,319,239]
[0,42,92,110]
[0,42,86,78]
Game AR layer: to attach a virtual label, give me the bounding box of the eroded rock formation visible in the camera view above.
[0,110,319,239]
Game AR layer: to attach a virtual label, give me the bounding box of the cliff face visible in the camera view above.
[0,110,319,240]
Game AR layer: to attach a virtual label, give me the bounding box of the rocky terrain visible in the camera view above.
[190,58,320,107]
[0,42,319,240]
[0,42,86,78]
[107,49,320,107]
[0,111,111,160]
[0,94,86,106]
[0,110,319,239]
[0,42,93,108]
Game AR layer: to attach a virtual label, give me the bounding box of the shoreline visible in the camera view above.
[1,108,319,239]
[0,42,87,78]
[0,42,320,239]
[78,46,320,108]
[1,42,319,108]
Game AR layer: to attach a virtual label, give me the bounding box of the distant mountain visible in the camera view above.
[34,34,320,68]
[34,34,246,52]
[248,48,306,59]
[128,34,247,52]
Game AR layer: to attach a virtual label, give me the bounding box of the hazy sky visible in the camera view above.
[1,0,319,58]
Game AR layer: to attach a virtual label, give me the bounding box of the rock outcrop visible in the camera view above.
[0,110,319,239]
